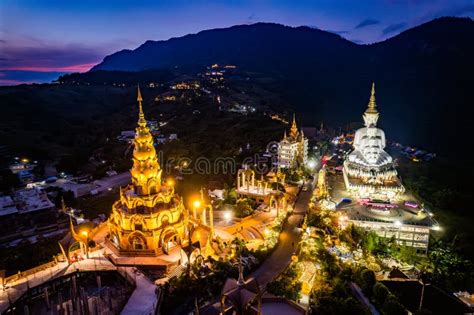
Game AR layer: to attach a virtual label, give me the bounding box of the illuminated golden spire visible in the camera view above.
[363,82,380,127]
[366,82,378,113]
[130,87,162,195]
[290,113,299,139]
[137,85,146,127]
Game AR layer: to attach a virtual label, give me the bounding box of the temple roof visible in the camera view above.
[366,82,378,114]
[289,114,299,139]
[130,86,162,195]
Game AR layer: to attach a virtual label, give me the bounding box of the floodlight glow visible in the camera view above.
[224,211,232,222]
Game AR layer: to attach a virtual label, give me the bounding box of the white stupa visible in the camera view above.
[343,83,405,199]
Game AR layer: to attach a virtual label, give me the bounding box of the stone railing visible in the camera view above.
[3,260,58,285]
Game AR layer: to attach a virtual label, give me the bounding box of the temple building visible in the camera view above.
[236,167,287,212]
[343,83,405,199]
[277,115,308,169]
[335,83,438,252]
[105,87,207,263]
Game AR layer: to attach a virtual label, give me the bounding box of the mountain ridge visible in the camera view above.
[92,17,473,71]
[88,17,474,157]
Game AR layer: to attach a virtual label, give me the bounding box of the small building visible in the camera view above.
[200,261,306,314]
[277,115,308,169]
[0,195,18,216]
[236,167,286,212]
[15,187,55,214]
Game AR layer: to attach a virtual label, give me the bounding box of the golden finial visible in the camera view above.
[367,82,377,113]
[283,130,287,139]
[137,85,146,125]
[290,113,299,139]
[137,85,143,102]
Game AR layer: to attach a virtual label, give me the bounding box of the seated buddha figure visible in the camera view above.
[348,83,393,168]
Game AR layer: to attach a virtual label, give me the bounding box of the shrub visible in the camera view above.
[382,294,406,315]
[360,269,376,296]
[373,282,390,305]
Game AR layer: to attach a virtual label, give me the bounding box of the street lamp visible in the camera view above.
[81,230,89,259]
[193,200,201,219]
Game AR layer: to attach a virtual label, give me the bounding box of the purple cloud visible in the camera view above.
[355,18,380,29]
[0,43,105,72]
[382,22,407,35]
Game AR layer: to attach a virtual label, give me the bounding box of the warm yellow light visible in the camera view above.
[193,200,201,208]
[167,179,174,186]
[81,230,89,237]
[21,158,29,163]
[223,211,232,222]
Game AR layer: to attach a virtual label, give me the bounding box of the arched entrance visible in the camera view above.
[111,233,120,247]
[161,229,180,254]
[129,233,147,250]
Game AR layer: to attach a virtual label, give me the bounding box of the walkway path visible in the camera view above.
[0,245,158,315]
[120,268,157,315]
[0,250,115,313]
[250,180,314,288]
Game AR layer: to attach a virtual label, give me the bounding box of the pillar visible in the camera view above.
[209,206,214,240]
[44,287,50,310]
[202,208,207,226]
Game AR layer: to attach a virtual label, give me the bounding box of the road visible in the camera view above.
[93,172,131,193]
[250,180,314,288]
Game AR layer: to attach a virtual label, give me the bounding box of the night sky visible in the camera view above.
[1,0,473,85]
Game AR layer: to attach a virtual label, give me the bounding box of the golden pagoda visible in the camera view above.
[107,87,189,256]
[289,114,299,139]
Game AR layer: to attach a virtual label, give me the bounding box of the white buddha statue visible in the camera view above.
[348,83,393,168]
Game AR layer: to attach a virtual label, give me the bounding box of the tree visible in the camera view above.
[382,294,406,315]
[0,169,20,191]
[267,265,302,301]
[373,282,390,305]
[397,245,417,264]
[318,248,341,277]
[223,187,238,204]
[341,297,367,315]
[360,269,376,296]
[339,224,365,248]
[428,241,474,291]
[235,199,254,218]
